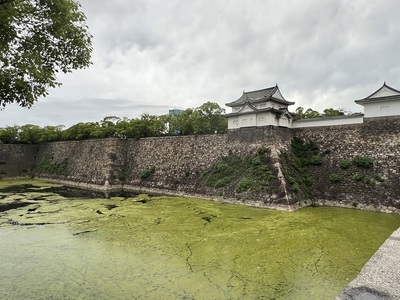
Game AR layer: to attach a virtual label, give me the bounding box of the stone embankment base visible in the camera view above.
[336,228,400,300]
[39,178,296,211]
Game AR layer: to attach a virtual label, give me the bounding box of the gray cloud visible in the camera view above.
[1,0,400,127]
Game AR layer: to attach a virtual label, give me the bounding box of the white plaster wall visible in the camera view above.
[256,112,277,126]
[293,116,364,128]
[278,116,292,128]
[228,116,240,129]
[228,112,280,129]
[239,114,257,127]
[363,101,400,118]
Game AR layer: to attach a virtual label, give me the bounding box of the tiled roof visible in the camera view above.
[226,85,294,107]
[355,82,400,105]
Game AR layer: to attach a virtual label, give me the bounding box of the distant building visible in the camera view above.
[225,85,295,129]
[169,109,184,116]
[355,82,400,119]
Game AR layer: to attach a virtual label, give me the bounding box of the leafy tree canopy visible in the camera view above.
[0,0,92,108]
[0,102,228,144]
[294,107,350,120]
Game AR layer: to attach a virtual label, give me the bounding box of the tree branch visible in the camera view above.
[0,0,14,5]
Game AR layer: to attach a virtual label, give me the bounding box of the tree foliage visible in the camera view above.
[0,102,228,144]
[294,106,348,120]
[0,0,92,108]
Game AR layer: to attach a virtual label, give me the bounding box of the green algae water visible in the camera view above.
[1,179,400,299]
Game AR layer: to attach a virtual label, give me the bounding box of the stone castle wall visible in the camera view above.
[122,127,293,199]
[34,139,126,186]
[0,144,38,178]
[1,120,400,211]
[295,118,400,211]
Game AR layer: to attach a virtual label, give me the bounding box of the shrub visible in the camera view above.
[323,149,331,155]
[310,155,323,165]
[37,156,68,175]
[352,156,373,169]
[354,173,364,182]
[339,160,351,170]
[257,145,269,155]
[329,174,342,183]
[215,162,227,172]
[140,166,155,179]
[251,157,261,166]
[236,179,252,193]
[118,165,127,182]
[215,178,231,188]
[365,177,375,186]
[373,174,384,182]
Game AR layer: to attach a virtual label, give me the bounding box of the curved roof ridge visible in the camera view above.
[358,82,400,101]
[226,84,294,107]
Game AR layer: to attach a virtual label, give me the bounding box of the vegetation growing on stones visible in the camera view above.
[140,166,156,180]
[373,174,384,182]
[203,146,276,195]
[339,160,351,170]
[36,156,68,176]
[353,173,364,182]
[329,155,383,187]
[280,137,322,199]
[310,155,324,165]
[329,174,342,183]
[118,165,127,183]
[352,156,373,169]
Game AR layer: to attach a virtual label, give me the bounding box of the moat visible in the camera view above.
[1,179,400,299]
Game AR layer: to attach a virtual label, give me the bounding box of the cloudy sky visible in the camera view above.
[1,0,400,127]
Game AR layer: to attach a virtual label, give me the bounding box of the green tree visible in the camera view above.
[18,124,42,144]
[0,0,92,108]
[140,114,166,137]
[99,116,120,138]
[293,107,321,119]
[293,106,305,120]
[195,101,227,134]
[0,125,19,143]
[62,122,100,140]
[303,108,320,118]
[40,125,64,142]
[323,108,344,117]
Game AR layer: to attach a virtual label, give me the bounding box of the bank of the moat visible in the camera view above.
[1,118,400,212]
[1,179,400,299]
